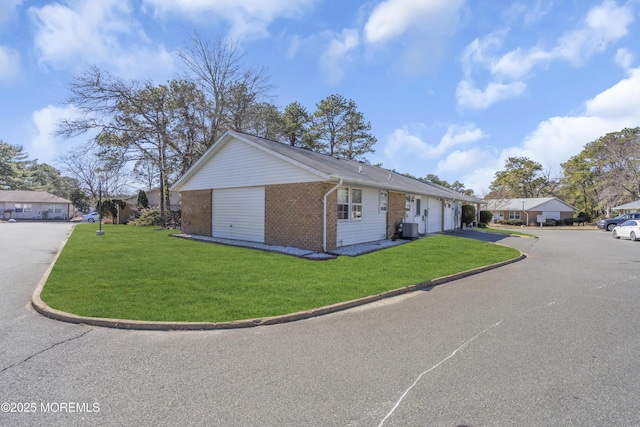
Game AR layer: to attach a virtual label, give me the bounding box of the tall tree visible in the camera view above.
[312,94,348,156]
[335,100,376,161]
[57,68,201,223]
[281,102,312,147]
[0,141,32,190]
[560,150,600,217]
[245,102,283,140]
[176,33,274,146]
[588,127,640,208]
[424,174,475,197]
[311,94,376,160]
[488,156,550,198]
[57,144,129,200]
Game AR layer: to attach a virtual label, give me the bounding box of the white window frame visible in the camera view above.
[337,187,363,221]
[14,203,31,213]
[379,191,388,212]
[508,211,521,220]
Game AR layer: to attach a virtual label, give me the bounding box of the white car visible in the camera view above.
[82,212,100,223]
[611,219,640,241]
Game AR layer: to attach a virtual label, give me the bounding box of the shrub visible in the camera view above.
[137,190,149,209]
[462,204,476,226]
[128,209,162,227]
[577,211,592,222]
[479,210,492,224]
[478,222,488,228]
[497,219,524,226]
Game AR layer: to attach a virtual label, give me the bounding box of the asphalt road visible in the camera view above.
[1,223,638,426]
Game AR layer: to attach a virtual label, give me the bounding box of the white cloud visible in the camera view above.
[364,0,464,44]
[29,0,174,79]
[319,29,359,84]
[0,0,24,24]
[463,67,640,193]
[0,46,20,83]
[143,0,316,41]
[383,123,485,168]
[455,79,526,110]
[362,0,465,74]
[28,105,80,164]
[457,0,636,110]
[615,48,634,70]
[554,0,634,65]
[436,148,488,174]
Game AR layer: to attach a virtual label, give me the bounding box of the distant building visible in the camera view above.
[0,190,73,220]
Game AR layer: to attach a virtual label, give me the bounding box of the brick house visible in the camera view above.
[486,197,576,226]
[171,131,482,253]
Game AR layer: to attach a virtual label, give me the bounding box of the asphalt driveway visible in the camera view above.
[1,223,639,426]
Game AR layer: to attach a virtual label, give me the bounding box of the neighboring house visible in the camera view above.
[611,200,640,214]
[171,131,482,253]
[125,187,181,211]
[486,197,576,226]
[0,190,73,220]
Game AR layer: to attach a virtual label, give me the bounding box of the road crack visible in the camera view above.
[0,328,92,374]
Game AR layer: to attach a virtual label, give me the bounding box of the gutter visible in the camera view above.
[323,179,343,253]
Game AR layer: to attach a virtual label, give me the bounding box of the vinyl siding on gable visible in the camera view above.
[178,140,321,191]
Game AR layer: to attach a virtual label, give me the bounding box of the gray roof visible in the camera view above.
[485,197,576,211]
[612,200,640,210]
[174,131,481,203]
[0,190,71,204]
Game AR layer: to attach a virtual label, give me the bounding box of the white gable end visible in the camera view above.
[534,199,573,212]
[177,138,322,191]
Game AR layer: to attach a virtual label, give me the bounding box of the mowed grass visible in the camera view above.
[40,224,520,322]
[484,227,536,237]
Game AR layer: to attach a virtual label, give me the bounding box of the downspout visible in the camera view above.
[323,179,343,253]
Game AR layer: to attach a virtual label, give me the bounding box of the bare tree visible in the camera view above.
[176,32,274,145]
[57,144,129,199]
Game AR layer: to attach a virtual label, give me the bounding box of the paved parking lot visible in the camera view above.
[1,223,639,426]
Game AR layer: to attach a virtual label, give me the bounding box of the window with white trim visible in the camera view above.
[351,189,362,219]
[508,211,521,220]
[14,204,31,213]
[337,187,363,220]
[379,191,388,212]
[337,187,349,220]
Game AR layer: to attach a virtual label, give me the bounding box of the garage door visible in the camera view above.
[212,187,265,242]
[427,198,442,233]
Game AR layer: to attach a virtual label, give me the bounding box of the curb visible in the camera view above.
[31,241,526,331]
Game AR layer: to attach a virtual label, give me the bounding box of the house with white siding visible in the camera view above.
[486,197,575,226]
[612,200,640,214]
[0,190,73,220]
[171,131,482,253]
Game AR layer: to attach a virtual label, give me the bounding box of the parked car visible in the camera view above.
[597,213,640,231]
[82,212,100,223]
[611,220,640,241]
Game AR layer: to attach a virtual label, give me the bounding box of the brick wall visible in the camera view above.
[265,182,337,252]
[180,190,212,236]
[387,191,406,238]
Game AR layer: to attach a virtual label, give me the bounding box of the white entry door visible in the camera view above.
[427,198,442,233]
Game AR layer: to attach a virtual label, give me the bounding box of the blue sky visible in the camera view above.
[1,0,639,195]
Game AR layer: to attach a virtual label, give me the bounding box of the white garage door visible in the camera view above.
[427,198,442,233]
[212,187,265,242]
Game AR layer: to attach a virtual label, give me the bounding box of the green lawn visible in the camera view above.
[40,224,521,322]
[483,227,536,237]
